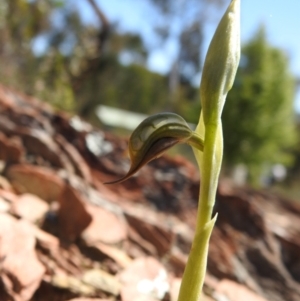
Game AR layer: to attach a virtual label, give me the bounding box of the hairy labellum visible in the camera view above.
[105,112,203,184]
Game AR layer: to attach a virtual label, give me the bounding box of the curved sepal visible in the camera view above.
[105,112,203,184]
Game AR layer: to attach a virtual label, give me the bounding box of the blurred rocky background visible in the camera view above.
[0,0,300,300]
[0,83,300,301]
[1,0,300,188]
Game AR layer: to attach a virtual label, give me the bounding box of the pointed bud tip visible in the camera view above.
[200,0,240,124]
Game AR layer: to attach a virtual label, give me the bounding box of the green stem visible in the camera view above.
[187,132,204,152]
[198,122,223,228]
[177,122,223,301]
[176,0,239,298]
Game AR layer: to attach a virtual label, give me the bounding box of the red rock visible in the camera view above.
[11,193,49,222]
[6,164,64,202]
[21,128,74,171]
[0,115,72,171]
[0,213,45,301]
[215,279,269,301]
[128,225,158,256]
[93,242,132,268]
[125,210,174,256]
[0,83,53,113]
[82,204,128,244]
[29,224,83,276]
[0,190,16,213]
[82,269,121,296]
[58,185,92,241]
[30,222,84,276]
[0,175,14,191]
[168,247,188,275]
[118,257,169,301]
[0,84,16,107]
[69,297,109,301]
[55,134,92,183]
[0,132,24,163]
[0,188,19,203]
[169,278,181,301]
[1,83,300,301]
[208,227,236,278]
[51,273,95,295]
[27,221,60,250]
[91,168,138,204]
[0,198,10,212]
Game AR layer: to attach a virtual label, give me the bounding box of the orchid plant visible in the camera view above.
[106,0,240,299]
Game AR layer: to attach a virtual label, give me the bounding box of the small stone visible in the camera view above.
[0,132,24,163]
[52,274,95,295]
[215,279,269,301]
[67,299,110,301]
[57,185,92,242]
[6,164,64,202]
[82,269,121,296]
[93,242,132,268]
[169,278,181,301]
[125,211,174,256]
[0,197,10,212]
[0,213,45,301]
[55,134,92,183]
[11,193,49,222]
[118,257,170,301]
[82,204,127,245]
[0,188,19,203]
[0,174,14,191]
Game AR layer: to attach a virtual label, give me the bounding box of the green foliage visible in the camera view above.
[0,0,75,110]
[221,28,296,181]
[0,0,190,117]
[287,117,300,181]
[0,0,226,119]
[76,55,169,118]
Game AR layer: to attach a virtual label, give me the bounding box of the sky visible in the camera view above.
[71,0,300,112]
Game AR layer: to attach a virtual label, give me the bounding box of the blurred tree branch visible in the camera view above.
[71,0,112,96]
[85,0,110,53]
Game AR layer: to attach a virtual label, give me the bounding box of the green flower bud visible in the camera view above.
[200,0,240,125]
[105,113,203,184]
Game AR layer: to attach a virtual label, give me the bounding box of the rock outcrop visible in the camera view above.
[0,83,299,301]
